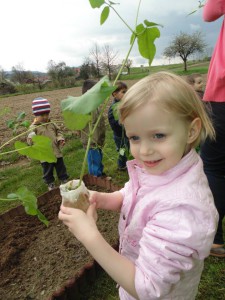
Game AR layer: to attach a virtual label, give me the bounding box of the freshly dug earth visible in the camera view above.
[0,187,119,300]
[0,80,139,146]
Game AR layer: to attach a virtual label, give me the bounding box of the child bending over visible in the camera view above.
[27,97,69,190]
[80,79,106,177]
[59,72,218,300]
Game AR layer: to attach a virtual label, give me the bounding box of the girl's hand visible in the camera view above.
[89,190,102,208]
[58,203,98,243]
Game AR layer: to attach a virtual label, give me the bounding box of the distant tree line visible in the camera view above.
[0,30,209,96]
[0,43,125,95]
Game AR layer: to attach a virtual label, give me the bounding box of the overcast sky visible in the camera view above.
[0,0,222,72]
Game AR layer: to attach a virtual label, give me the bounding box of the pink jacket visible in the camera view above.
[203,0,225,102]
[118,150,218,300]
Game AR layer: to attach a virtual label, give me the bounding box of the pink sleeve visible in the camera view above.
[203,0,225,21]
[134,204,214,299]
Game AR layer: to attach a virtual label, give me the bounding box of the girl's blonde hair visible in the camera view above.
[119,72,215,147]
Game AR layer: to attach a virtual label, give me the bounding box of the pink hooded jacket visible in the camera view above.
[118,150,218,300]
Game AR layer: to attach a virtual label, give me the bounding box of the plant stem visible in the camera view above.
[0,198,19,201]
[0,120,61,151]
[106,1,135,34]
[135,0,142,28]
[78,36,136,185]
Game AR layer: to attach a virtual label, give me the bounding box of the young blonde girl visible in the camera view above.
[59,72,218,300]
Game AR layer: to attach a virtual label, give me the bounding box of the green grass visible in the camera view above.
[76,255,225,299]
[0,128,128,213]
[119,61,209,80]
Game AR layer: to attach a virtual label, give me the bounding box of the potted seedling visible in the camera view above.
[58,0,162,211]
[0,0,162,221]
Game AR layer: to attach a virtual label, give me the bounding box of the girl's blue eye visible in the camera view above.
[129,136,139,141]
[153,133,165,139]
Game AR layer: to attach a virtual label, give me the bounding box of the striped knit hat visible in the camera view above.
[32,97,51,116]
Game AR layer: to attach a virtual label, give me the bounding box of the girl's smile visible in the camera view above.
[143,159,163,168]
[124,102,200,175]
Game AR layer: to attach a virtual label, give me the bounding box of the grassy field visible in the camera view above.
[119,61,210,80]
[0,61,224,299]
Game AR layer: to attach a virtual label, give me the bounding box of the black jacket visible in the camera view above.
[108,99,124,137]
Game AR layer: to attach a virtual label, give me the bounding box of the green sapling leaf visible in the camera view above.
[8,186,49,226]
[112,102,119,121]
[137,26,160,65]
[144,20,163,28]
[7,193,19,200]
[136,23,146,35]
[61,76,116,130]
[21,120,30,128]
[6,120,15,129]
[101,6,110,25]
[109,1,118,4]
[37,210,49,226]
[62,112,91,130]
[15,135,57,163]
[89,0,105,8]
[16,111,26,121]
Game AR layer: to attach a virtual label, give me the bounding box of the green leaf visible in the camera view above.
[6,120,15,129]
[15,135,57,163]
[137,26,160,65]
[24,202,38,216]
[136,23,145,35]
[62,112,92,130]
[112,102,119,121]
[37,210,49,226]
[16,187,38,216]
[21,120,30,128]
[9,187,49,226]
[89,0,105,8]
[7,193,19,200]
[61,76,116,130]
[144,20,163,28]
[119,148,125,156]
[100,6,110,25]
[16,111,26,121]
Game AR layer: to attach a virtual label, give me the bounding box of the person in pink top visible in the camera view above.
[200,0,225,257]
[58,72,218,299]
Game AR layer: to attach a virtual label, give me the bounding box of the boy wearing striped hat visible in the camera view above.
[27,97,69,191]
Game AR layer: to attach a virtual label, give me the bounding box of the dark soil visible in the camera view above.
[0,186,119,300]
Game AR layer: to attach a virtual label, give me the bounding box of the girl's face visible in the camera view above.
[124,102,200,175]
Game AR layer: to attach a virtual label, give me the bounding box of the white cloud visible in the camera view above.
[190,23,202,31]
[0,0,222,72]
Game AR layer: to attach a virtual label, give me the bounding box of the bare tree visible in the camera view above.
[101,44,118,80]
[122,59,133,74]
[47,60,76,86]
[89,43,102,79]
[0,66,6,81]
[11,64,34,84]
[163,31,206,71]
